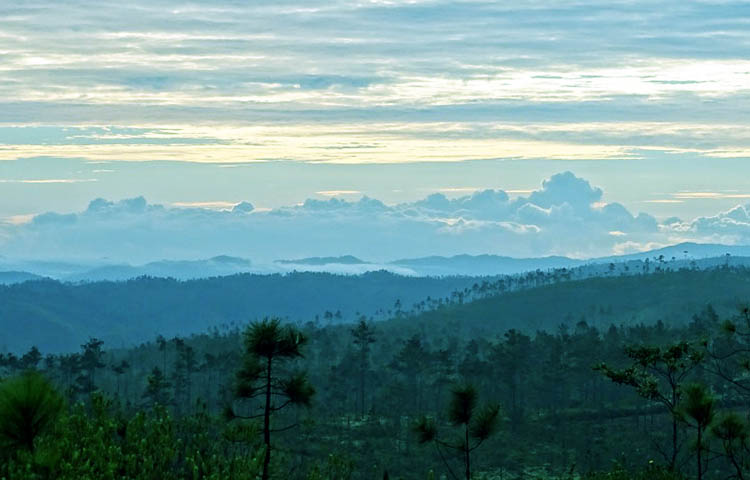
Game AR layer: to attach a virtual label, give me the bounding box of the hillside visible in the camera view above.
[390,253,584,276]
[5,264,750,355]
[0,271,477,353]
[386,267,750,339]
[0,271,45,284]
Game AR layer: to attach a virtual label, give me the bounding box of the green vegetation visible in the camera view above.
[0,371,63,453]
[0,271,482,353]
[4,266,750,477]
[415,384,500,480]
[5,263,750,354]
[229,319,315,480]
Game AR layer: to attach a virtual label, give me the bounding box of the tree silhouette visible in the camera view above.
[596,341,704,470]
[143,366,172,407]
[172,339,197,414]
[391,335,431,413]
[76,338,105,397]
[489,329,531,431]
[414,384,500,480]
[706,305,750,399]
[351,317,376,417]
[677,383,716,480]
[0,371,64,453]
[20,346,42,371]
[156,334,168,373]
[712,411,750,479]
[111,359,130,398]
[229,318,315,480]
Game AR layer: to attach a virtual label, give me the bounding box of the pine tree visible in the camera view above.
[0,371,64,453]
[677,383,716,480]
[229,318,315,480]
[596,341,704,470]
[414,384,500,480]
[143,366,172,407]
[351,317,376,417]
[76,338,105,397]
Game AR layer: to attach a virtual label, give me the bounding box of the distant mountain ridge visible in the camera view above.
[276,255,366,265]
[5,262,750,354]
[1,242,749,283]
[596,242,750,263]
[391,254,584,276]
[0,271,44,285]
[0,271,479,353]
[63,256,253,282]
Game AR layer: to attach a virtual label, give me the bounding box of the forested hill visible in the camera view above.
[0,271,44,285]
[387,267,750,340]
[0,271,478,353]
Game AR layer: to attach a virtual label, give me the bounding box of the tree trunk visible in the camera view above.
[359,351,366,417]
[697,428,702,480]
[464,424,471,480]
[670,384,678,471]
[670,416,678,470]
[262,357,272,480]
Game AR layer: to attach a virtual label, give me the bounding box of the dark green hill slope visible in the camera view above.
[5,267,750,355]
[0,271,476,353]
[387,267,750,339]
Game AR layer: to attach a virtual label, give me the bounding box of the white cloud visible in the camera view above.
[687,205,750,241]
[0,178,98,184]
[315,190,362,197]
[172,201,241,210]
[3,171,739,263]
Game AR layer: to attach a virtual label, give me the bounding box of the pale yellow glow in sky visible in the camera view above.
[3,57,749,108]
[0,138,632,164]
[4,120,750,164]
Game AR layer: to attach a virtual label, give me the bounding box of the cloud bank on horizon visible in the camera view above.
[2,172,749,264]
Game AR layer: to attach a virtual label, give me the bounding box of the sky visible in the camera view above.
[1,1,750,261]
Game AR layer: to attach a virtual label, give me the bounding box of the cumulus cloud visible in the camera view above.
[526,172,602,211]
[687,205,750,242]
[3,171,744,264]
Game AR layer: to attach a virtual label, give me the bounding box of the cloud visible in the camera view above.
[3,171,742,263]
[0,178,97,184]
[526,172,602,211]
[687,205,750,241]
[673,192,750,200]
[172,201,241,210]
[2,0,750,167]
[315,190,361,197]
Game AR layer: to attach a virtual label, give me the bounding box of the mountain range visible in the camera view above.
[1,242,749,283]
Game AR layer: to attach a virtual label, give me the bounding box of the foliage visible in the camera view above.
[1,391,264,479]
[415,384,501,480]
[0,370,64,454]
[230,318,315,480]
[8,271,750,478]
